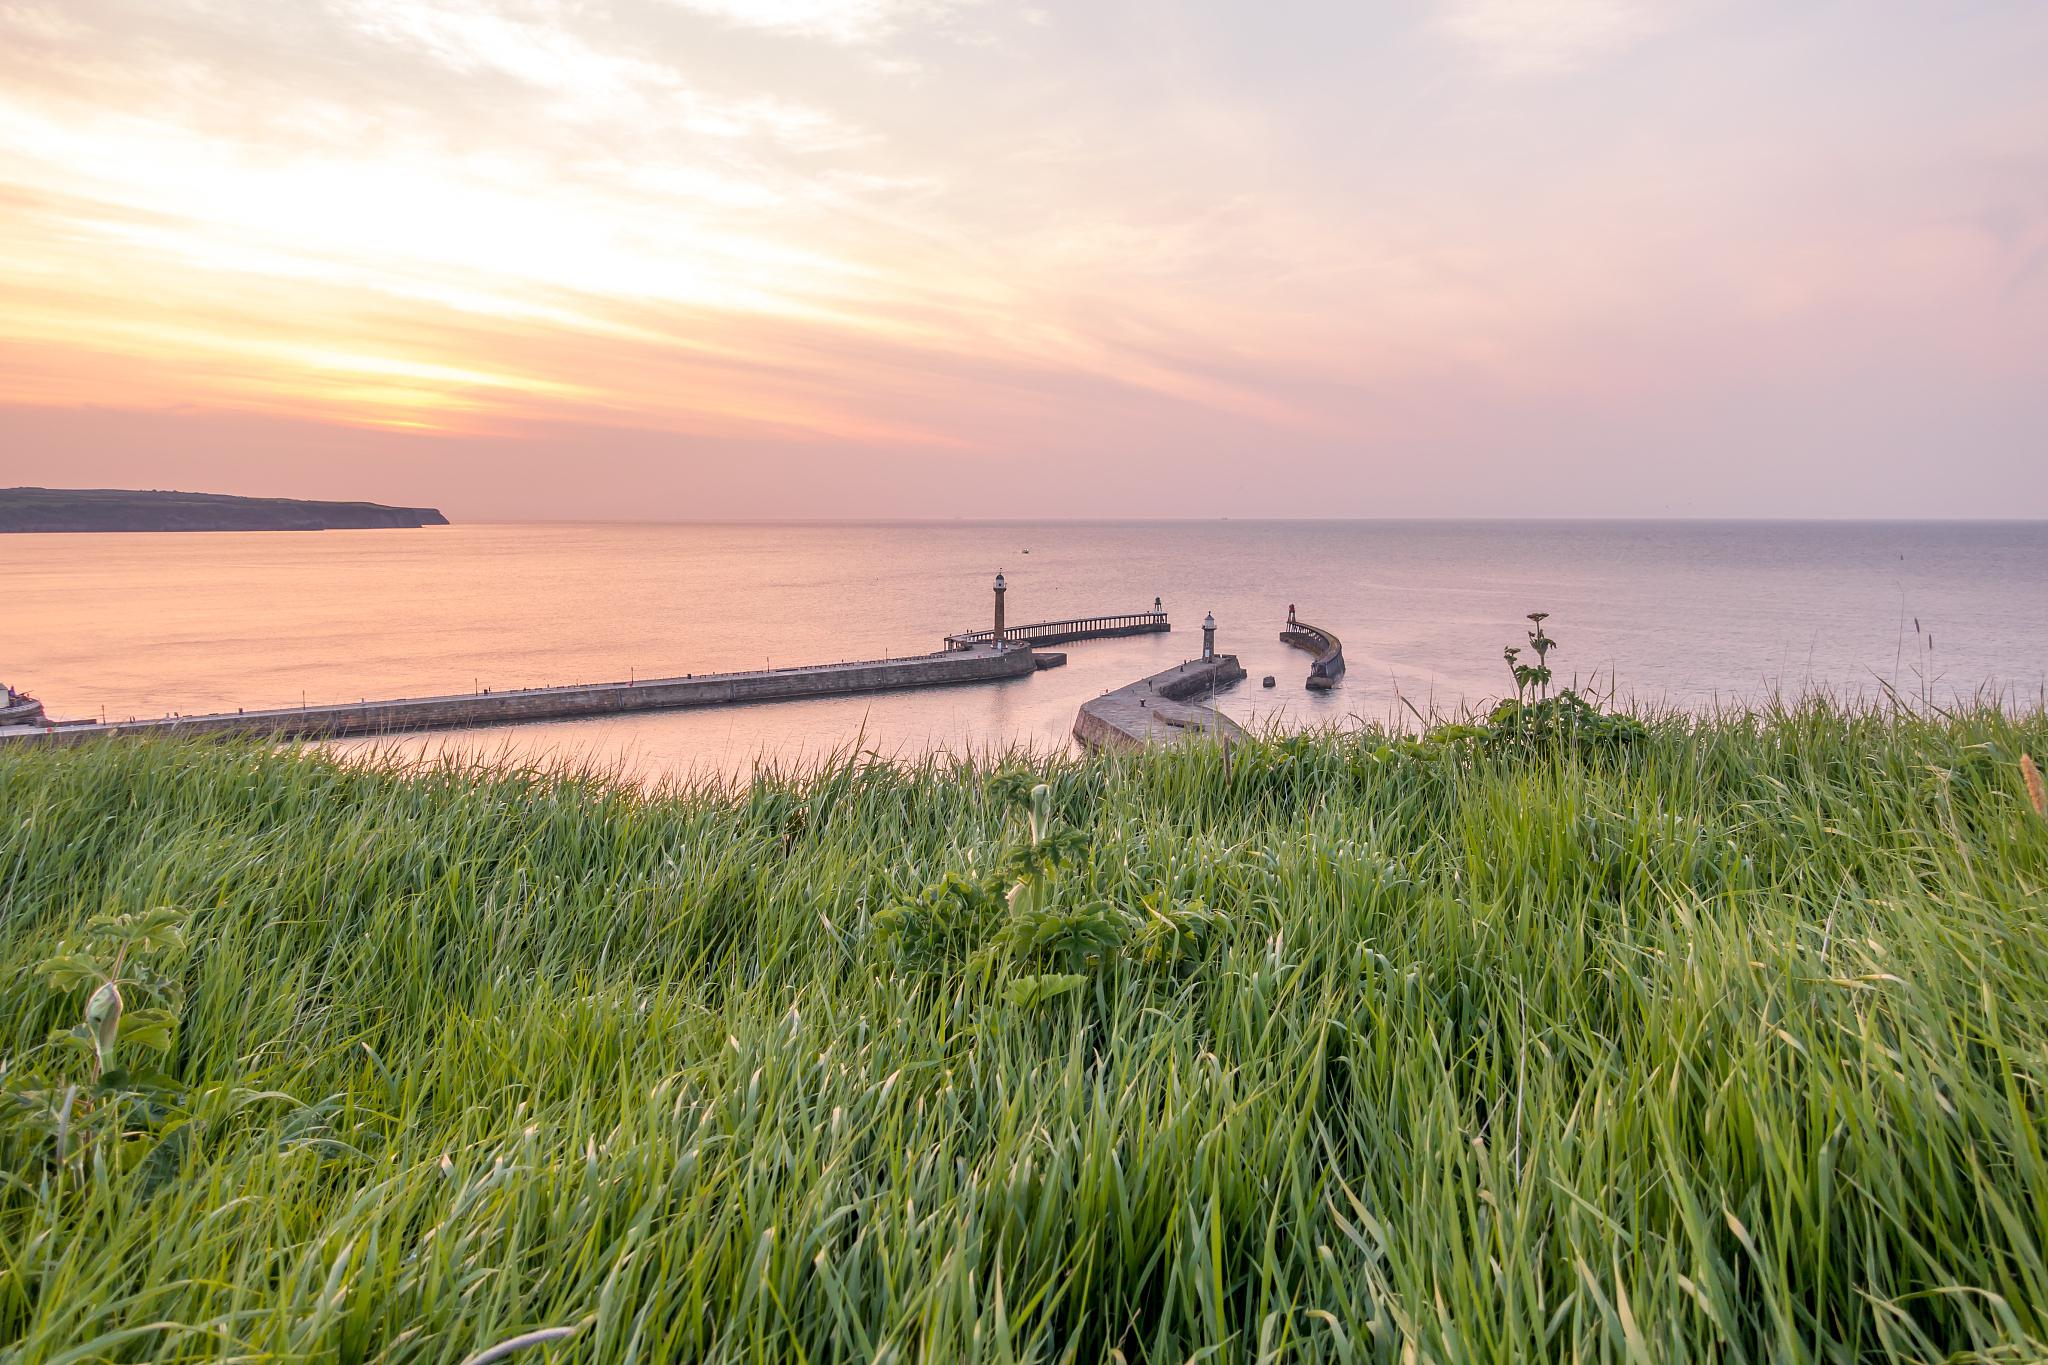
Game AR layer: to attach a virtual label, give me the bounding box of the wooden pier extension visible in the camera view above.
[945,607,1169,651]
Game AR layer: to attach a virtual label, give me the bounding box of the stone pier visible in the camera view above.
[0,647,1038,747]
[1072,655,1248,752]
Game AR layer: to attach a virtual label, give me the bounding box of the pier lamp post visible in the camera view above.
[993,571,1007,649]
[1202,611,1216,661]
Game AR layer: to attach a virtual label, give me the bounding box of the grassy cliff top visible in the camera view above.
[0,486,448,532]
[2,708,2046,1360]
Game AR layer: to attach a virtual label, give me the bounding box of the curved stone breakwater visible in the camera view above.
[1280,618,1345,691]
[1073,655,1248,752]
[0,692,45,727]
[0,647,1039,747]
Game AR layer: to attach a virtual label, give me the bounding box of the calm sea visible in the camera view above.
[6,521,2044,779]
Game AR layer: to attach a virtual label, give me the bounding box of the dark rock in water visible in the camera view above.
[1262,675,1276,688]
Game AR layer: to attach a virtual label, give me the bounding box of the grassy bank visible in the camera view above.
[3,705,2047,1362]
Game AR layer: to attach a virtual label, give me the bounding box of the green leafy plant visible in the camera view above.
[1132,895,1224,968]
[1484,688,1646,759]
[1486,613,1644,759]
[1504,611,1557,703]
[984,784,1140,979]
[876,780,1159,990]
[36,908,188,1078]
[871,871,1002,967]
[992,898,1133,973]
[999,783,1089,916]
[1386,614,1644,763]
[4,907,191,1180]
[1002,973,1088,1008]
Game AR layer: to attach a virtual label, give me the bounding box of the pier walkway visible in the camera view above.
[945,608,1168,651]
[0,647,1038,747]
[1073,655,1247,752]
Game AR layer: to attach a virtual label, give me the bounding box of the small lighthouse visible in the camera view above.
[993,571,1007,648]
[1202,611,1216,661]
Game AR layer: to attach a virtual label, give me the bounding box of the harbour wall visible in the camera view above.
[0,647,1038,747]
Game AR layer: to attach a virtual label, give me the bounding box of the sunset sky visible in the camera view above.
[1,0,2044,518]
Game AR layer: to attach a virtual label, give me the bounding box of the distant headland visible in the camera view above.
[0,487,449,533]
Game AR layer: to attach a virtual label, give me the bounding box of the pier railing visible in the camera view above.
[945,610,1169,651]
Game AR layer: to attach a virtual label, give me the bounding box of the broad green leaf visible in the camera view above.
[1003,973,1087,1008]
[36,954,104,993]
[118,1009,178,1052]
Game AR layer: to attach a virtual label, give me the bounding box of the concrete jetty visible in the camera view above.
[0,648,1038,747]
[1073,655,1247,752]
[1280,607,1345,691]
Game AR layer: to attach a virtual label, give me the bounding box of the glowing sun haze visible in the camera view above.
[1,0,2043,518]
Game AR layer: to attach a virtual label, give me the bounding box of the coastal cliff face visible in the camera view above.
[0,487,449,532]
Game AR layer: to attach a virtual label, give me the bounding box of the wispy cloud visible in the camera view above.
[0,0,2043,515]
[658,0,974,45]
[337,0,866,148]
[1434,0,1665,75]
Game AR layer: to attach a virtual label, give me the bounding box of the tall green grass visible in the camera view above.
[3,703,2046,1362]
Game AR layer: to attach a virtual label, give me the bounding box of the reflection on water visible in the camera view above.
[7,519,2043,780]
